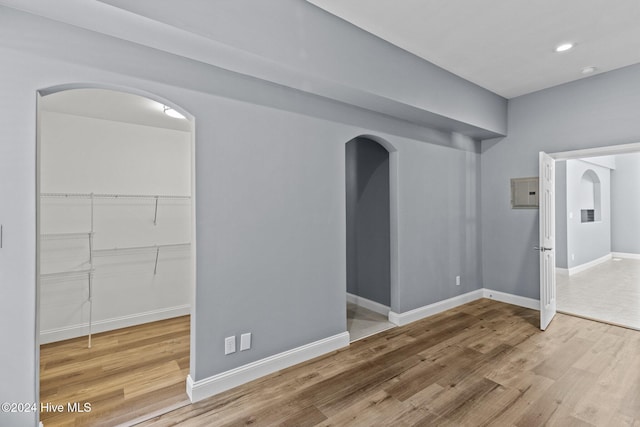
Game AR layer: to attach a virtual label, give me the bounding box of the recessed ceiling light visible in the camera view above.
[163,105,186,120]
[555,43,574,53]
[581,66,597,74]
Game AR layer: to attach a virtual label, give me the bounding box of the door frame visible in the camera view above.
[344,134,400,321]
[35,83,197,425]
[541,141,640,330]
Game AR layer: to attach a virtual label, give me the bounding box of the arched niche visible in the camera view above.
[579,169,601,222]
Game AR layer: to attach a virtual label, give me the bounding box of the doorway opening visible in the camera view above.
[345,136,396,341]
[36,87,195,425]
[542,142,640,331]
[554,150,640,331]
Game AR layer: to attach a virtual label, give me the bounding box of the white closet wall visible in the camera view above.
[40,110,192,344]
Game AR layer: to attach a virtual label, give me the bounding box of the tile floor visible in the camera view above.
[557,257,640,330]
[346,302,395,341]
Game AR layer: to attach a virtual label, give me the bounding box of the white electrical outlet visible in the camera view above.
[224,336,236,355]
[240,333,252,351]
[455,275,461,286]
[571,254,575,261]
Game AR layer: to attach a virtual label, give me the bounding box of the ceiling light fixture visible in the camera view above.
[581,66,597,74]
[555,43,574,53]
[163,105,186,119]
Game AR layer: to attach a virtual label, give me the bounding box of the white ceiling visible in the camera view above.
[40,89,192,132]
[306,0,640,98]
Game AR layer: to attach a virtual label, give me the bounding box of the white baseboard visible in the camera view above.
[187,331,350,403]
[568,253,612,275]
[39,304,191,344]
[387,288,541,327]
[482,289,540,311]
[612,252,640,260]
[186,288,541,404]
[556,267,569,276]
[388,289,484,326]
[346,292,390,316]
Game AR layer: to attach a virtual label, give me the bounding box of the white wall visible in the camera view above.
[555,161,568,268]
[582,156,617,170]
[565,159,611,269]
[39,111,192,343]
[41,112,190,194]
[611,153,640,254]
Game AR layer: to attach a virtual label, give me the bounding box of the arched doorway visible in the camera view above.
[36,86,195,425]
[345,136,396,341]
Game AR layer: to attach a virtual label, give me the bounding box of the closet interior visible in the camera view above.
[38,88,193,424]
[39,89,193,345]
[40,192,192,346]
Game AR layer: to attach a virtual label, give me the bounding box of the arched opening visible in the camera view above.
[580,169,602,222]
[36,87,195,425]
[345,136,396,341]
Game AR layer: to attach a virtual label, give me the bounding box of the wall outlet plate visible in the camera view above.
[225,336,236,355]
[240,333,251,351]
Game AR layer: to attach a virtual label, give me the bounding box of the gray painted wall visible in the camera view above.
[0,6,484,155]
[346,138,391,306]
[565,160,611,268]
[397,142,483,312]
[482,63,640,299]
[611,153,640,254]
[0,7,484,425]
[100,0,507,138]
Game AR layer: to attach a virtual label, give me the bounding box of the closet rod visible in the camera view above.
[40,192,190,200]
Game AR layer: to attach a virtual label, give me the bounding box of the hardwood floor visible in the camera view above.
[40,315,190,426]
[137,300,640,427]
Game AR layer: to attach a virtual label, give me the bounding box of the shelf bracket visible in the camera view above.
[153,196,159,226]
[88,271,93,349]
[154,246,160,275]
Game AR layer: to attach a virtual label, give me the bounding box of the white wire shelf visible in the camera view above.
[40,269,92,282]
[41,232,92,240]
[40,190,191,348]
[92,242,190,256]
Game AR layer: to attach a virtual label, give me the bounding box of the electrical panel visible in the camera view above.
[510,177,539,209]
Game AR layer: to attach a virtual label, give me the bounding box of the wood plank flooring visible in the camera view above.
[40,315,190,427]
[137,299,640,427]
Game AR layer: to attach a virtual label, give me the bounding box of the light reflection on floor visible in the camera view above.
[557,258,640,330]
[347,301,395,341]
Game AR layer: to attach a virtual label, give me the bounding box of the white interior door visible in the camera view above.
[539,151,556,330]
